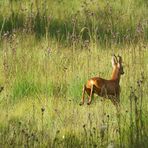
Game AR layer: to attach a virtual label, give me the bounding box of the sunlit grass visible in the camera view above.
[0,0,148,147]
[0,33,148,147]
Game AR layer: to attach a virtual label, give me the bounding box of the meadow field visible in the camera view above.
[0,0,148,147]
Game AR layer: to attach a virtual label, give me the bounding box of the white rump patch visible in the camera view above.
[90,80,94,85]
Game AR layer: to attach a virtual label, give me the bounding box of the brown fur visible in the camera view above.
[80,55,124,106]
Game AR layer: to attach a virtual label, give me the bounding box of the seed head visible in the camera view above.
[41,107,45,113]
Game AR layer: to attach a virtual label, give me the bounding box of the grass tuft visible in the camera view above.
[11,76,41,101]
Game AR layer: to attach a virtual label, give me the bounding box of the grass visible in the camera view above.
[0,0,148,147]
[0,0,148,43]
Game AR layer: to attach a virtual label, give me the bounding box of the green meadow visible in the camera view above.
[0,0,148,147]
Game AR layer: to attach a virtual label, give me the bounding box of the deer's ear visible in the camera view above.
[117,63,121,68]
[118,55,122,64]
[117,55,123,68]
[111,56,117,67]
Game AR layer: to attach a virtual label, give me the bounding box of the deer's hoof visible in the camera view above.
[87,102,91,105]
[79,102,84,106]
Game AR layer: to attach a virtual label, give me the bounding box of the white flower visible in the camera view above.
[107,141,115,148]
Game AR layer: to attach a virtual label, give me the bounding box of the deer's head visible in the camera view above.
[112,55,124,75]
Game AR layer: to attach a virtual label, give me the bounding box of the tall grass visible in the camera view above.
[0,0,148,147]
[0,0,148,44]
[0,33,147,147]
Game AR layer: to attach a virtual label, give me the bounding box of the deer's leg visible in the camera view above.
[116,95,121,112]
[79,85,86,106]
[111,95,120,111]
[115,88,121,110]
[87,85,94,105]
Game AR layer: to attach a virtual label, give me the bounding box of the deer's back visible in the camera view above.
[86,77,120,96]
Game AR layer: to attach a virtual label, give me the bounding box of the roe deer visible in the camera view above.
[80,55,124,106]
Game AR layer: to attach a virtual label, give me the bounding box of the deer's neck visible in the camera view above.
[111,67,120,83]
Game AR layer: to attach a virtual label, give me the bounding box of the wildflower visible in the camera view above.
[41,107,45,113]
[107,140,115,148]
[83,124,86,128]
[100,124,107,139]
[47,48,51,54]
[0,86,4,92]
